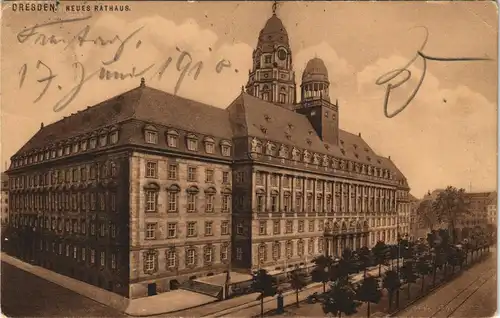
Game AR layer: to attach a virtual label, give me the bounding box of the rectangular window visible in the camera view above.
[187,139,198,151]
[146,223,157,239]
[236,247,243,261]
[222,195,230,212]
[221,221,229,235]
[187,222,197,237]
[167,134,178,148]
[146,161,157,178]
[205,169,214,183]
[167,164,178,180]
[298,220,305,233]
[187,194,196,212]
[255,172,263,186]
[145,254,155,271]
[100,251,105,266]
[167,223,177,238]
[205,194,214,212]
[145,131,158,144]
[273,221,280,234]
[271,196,278,212]
[168,192,177,212]
[259,221,267,235]
[146,191,157,212]
[257,195,264,212]
[90,249,95,264]
[205,221,213,236]
[111,254,116,269]
[236,171,244,183]
[187,167,197,182]
[221,145,231,157]
[222,172,230,184]
[186,249,196,265]
[167,250,176,267]
[309,220,315,232]
[270,174,278,187]
[81,247,86,261]
[286,220,293,233]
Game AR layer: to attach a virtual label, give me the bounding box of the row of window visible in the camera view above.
[255,191,395,214]
[12,129,119,168]
[143,244,230,274]
[145,220,230,239]
[39,239,118,270]
[250,137,395,181]
[10,191,117,213]
[145,161,231,184]
[255,173,397,199]
[11,214,117,238]
[10,161,118,190]
[145,189,231,213]
[256,239,321,262]
[144,127,232,157]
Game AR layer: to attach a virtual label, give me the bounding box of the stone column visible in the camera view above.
[251,169,257,211]
[265,173,271,212]
[279,174,284,212]
[291,177,296,212]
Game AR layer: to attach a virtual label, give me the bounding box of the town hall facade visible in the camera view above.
[6,9,411,299]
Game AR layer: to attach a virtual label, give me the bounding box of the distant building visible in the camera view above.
[1,172,9,225]
[408,194,423,240]
[487,192,497,225]
[5,7,411,299]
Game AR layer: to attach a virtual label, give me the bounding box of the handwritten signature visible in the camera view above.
[16,15,233,112]
[375,26,491,118]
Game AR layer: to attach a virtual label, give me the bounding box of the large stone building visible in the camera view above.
[5,8,410,299]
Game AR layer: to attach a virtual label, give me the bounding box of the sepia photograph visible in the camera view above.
[0,1,497,317]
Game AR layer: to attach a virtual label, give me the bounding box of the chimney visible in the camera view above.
[40,122,44,129]
[140,77,145,87]
[358,132,361,137]
[388,155,391,159]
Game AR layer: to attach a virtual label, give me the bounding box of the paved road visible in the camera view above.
[397,250,496,318]
[1,261,127,317]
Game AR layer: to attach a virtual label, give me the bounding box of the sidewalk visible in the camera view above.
[207,265,397,318]
[1,253,217,316]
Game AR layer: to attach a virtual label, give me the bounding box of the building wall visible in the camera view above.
[7,152,130,297]
[230,164,406,275]
[128,152,232,299]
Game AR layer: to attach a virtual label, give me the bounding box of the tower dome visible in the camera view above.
[301,57,330,102]
[302,57,329,83]
[257,14,290,51]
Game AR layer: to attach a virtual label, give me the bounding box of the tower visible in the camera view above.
[296,57,340,145]
[245,3,296,105]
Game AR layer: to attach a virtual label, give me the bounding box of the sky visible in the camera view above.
[1,1,497,198]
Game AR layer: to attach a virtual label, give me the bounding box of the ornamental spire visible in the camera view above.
[272,0,279,15]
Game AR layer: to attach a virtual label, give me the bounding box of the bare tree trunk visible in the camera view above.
[260,297,264,317]
[367,302,371,318]
[296,290,299,307]
[421,275,425,294]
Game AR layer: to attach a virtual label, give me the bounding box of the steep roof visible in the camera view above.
[227,92,395,171]
[13,84,232,156]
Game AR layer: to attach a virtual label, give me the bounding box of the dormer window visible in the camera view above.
[72,143,79,153]
[81,140,88,151]
[90,138,97,149]
[166,130,179,148]
[99,134,107,147]
[221,140,232,157]
[109,130,119,144]
[51,150,56,158]
[64,145,70,155]
[204,137,215,154]
[187,134,198,151]
[145,131,158,144]
[264,55,272,64]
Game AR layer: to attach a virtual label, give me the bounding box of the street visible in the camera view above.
[1,261,127,317]
[397,249,497,318]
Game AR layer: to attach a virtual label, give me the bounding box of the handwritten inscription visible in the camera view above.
[375,26,491,118]
[16,15,234,112]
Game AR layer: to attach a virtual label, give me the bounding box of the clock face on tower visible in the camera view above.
[278,49,287,60]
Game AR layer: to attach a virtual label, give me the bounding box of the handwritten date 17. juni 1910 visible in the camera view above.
[16,15,234,113]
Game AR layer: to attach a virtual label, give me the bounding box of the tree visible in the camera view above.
[432,186,470,244]
[331,259,351,285]
[382,269,401,311]
[416,256,432,294]
[358,246,372,278]
[290,268,308,307]
[322,280,360,317]
[251,269,277,317]
[356,275,382,318]
[372,241,389,277]
[311,255,334,293]
[400,260,418,299]
[417,199,438,232]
